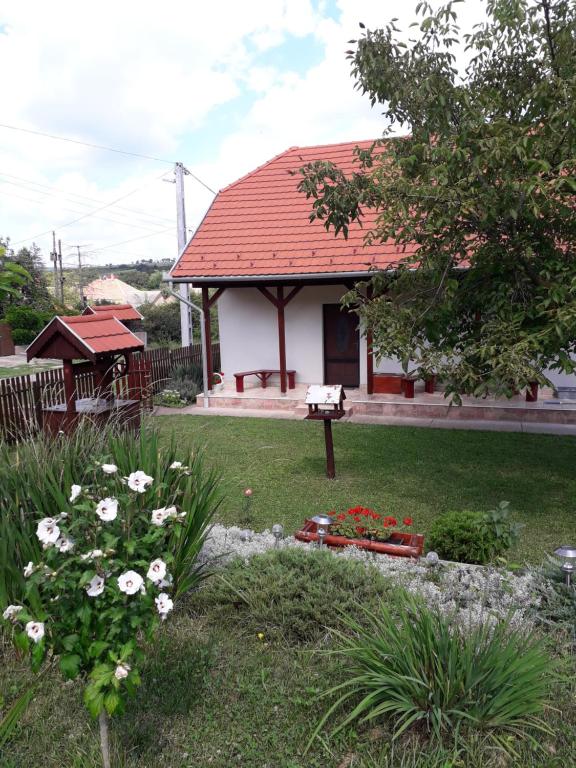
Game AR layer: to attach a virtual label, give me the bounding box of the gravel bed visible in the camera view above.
[200,524,539,628]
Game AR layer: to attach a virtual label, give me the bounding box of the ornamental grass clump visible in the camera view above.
[310,595,553,754]
[0,428,220,768]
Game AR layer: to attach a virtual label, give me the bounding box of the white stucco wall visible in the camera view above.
[218,285,368,385]
[217,286,576,390]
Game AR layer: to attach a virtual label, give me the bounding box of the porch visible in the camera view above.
[190,379,576,432]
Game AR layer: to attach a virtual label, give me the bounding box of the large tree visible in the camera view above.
[298,0,576,399]
[0,240,52,314]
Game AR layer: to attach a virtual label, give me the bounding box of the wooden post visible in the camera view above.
[526,381,539,402]
[202,287,213,392]
[365,285,374,395]
[62,360,76,414]
[324,420,335,479]
[277,285,287,394]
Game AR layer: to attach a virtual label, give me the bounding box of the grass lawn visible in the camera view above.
[156,415,576,563]
[3,551,574,768]
[0,363,60,379]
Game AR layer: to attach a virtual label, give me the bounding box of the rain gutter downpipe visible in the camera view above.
[164,279,210,409]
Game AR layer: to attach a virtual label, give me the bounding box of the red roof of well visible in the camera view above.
[27,313,144,362]
[171,139,417,281]
[83,303,143,322]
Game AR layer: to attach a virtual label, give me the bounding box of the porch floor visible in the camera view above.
[179,380,576,433]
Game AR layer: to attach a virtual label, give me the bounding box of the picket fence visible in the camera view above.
[0,342,220,443]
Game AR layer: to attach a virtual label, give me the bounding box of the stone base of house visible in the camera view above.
[195,382,576,426]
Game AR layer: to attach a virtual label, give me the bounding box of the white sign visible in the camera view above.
[305,385,344,406]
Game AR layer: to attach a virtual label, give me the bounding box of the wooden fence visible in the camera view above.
[0,343,220,443]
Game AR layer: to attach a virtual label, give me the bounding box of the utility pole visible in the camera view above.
[51,231,59,300]
[175,162,192,347]
[74,245,85,307]
[57,239,64,303]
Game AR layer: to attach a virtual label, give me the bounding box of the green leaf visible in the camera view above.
[83,685,105,719]
[88,640,109,659]
[104,690,122,716]
[59,653,82,680]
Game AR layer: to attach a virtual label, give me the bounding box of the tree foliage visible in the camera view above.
[0,240,52,315]
[298,0,576,398]
[0,245,30,304]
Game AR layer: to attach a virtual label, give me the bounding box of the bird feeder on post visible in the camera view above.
[304,385,346,479]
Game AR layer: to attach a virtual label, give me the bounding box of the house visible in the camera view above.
[83,274,170,308]
[170,140,411,394]
[169,140,576,423]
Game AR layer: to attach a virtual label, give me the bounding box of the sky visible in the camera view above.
[0,0,487,270]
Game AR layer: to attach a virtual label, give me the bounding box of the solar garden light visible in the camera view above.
[272,523,284,548]
[310,514,333,548]
[554,545,576,586]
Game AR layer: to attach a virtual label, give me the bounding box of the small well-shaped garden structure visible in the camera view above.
[26,313,145,436]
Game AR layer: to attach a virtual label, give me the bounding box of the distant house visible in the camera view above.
[169,140,576,398]
[83,274,170,308]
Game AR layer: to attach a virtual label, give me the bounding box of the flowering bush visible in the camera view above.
[154,388,188,408]
[1,443,218,736]
[329,506,413,541]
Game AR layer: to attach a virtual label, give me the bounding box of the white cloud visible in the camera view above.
[0,0,487,267]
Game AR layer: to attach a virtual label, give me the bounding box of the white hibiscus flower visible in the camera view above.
[56,536,75,553]
[118,570,144,595]
[86,575,105,597]
[126,471,153,493]
[169,461,187,470]
[23,561,34,578]
[155,592,174,619]
[101,463,118,474]
[25,621,45,643]
[150,506,177,526]
[36,518,60,545]
[95,498,118,522]
[69,484,82,503]
[114,662,131,680]
[146,558,167,584]
[80,549,104,561]
[3,605,23,621]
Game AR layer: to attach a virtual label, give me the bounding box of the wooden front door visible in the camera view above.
[323,304,360,387]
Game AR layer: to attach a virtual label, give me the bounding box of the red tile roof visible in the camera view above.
[27,313,144,362]
[171,139,417,281]
[83,303,143,322]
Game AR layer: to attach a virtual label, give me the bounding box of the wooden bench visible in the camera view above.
[234,369,296,393]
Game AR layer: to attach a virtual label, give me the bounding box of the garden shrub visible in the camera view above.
[0,422,220,607]
[10,328,37,345]
[428,503,520,564]
[311,595,552,752]
[168,363,203,403]
[3,306,53,346]
[0,423,220,765]
[195,548,397,643]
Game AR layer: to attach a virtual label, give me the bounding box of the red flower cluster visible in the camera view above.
[346,505,380,520]
[335,507,413,530]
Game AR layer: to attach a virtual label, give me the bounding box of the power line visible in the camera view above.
[0,121,174,164]
[0,171,174,225]
[82,226,175,253]
[0,123,217,193]
[10,172,171,245]
[0,185,169,234]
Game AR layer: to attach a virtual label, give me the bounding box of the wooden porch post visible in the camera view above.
[201,287,213,392]
[63,360,76,414]
[366,285,374,395]
[277,286,287,394]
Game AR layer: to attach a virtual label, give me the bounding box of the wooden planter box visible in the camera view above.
[294,519,424,558]
[373,374,417,398]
